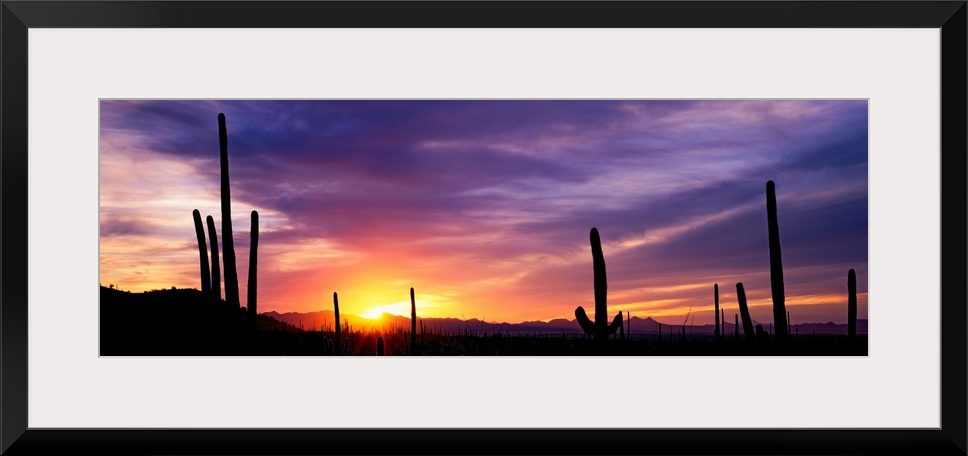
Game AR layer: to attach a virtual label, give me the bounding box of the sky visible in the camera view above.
[99,100,868,326]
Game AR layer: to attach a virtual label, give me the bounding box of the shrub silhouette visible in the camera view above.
[766,180,788,344]
[192,209,211,294]
[247,210,259,332]
[206,215,221,301]
[574,227,622,353]
[736,282,756,345]
[218,113,241,310]
[847,268,857,343]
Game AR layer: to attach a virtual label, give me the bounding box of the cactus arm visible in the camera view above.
[205,215,221,301]
[192,209,211,293]
[575,306,595,334]
[607,311,623,336]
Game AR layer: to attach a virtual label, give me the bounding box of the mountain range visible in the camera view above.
[261,310,868,336]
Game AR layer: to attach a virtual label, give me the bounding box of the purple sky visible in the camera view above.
[99,100,868,325]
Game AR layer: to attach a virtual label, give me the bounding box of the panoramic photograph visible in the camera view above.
[99,99,868,356]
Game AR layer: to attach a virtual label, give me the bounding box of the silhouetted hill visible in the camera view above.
[99,286,298,355]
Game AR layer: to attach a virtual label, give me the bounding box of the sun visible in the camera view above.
[358,301,412,320]
[359,308,385,320]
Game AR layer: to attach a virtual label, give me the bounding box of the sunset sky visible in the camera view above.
[99,100,868,326]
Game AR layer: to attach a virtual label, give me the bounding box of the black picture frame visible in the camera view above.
[2,1,965,455]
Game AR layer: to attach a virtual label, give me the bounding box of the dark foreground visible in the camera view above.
[100,287,867,356]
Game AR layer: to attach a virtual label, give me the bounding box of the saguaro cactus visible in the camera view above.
[847,268,857,343]
[575,227,623,353]
[736,282,756,344]
[206,215,221,301]
[219,113,241,310]
[192,209,211,293]
[333,292,341,355]
[766,180,788,344]
[410,287,417,355]
[247,210,259,331]
[721,308,725,338]
[714,283,720,342]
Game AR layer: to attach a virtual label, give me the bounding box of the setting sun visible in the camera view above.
[358,302,412,320]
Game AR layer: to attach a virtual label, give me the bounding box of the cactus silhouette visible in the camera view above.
[721,308,725,339]
[736,282,756,344]
[575,227,623,353]
[847,268,857,343]
[206,215,221,301]
[218,113,241,310]
[333,292,341,356]
[713,283,720,342]
[192,209,211,294]
[377,336,385,356]
[246,210,259,331]
[410,287,417,355]
[734,314,739,341]
[766,180,788,344]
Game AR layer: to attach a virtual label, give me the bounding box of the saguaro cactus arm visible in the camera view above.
[575,307,595,334]
[206,215,221,300]
[192,209,211,293]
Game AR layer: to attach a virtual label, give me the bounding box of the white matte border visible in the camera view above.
[28,28,940,428]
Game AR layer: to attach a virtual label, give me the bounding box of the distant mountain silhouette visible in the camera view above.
[259,310,868,336]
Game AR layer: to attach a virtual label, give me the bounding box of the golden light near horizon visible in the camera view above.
[358,301,416,320]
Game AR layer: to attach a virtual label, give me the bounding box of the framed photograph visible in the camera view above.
[2,1,965,454]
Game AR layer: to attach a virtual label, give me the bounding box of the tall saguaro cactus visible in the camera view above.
[247,210,259,331]
[847,268,857,343]
[410,287,417,355]
[714,283,720,342]
[206,215,221,301]
[333,292,341,355]
[736,282,756,345]
[766,180,788,344]
[219,113,241,310]
[192,209,211,293]
[575,227,623,353]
